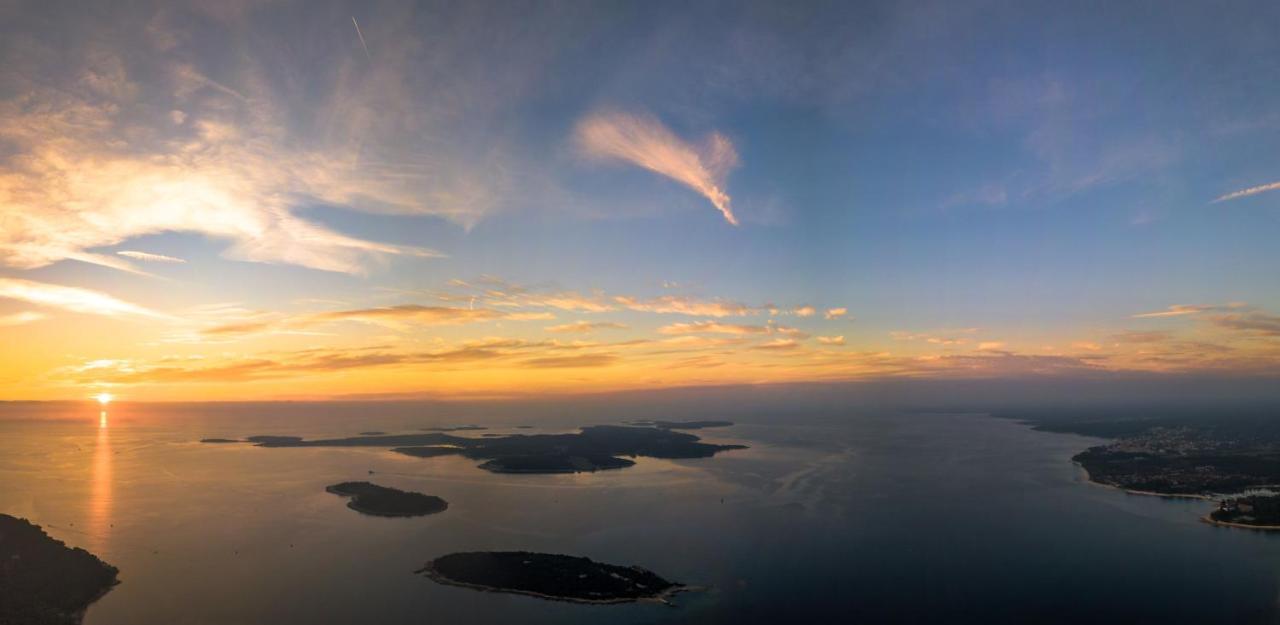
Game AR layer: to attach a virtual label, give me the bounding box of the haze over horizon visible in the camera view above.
[2,1,1278,401]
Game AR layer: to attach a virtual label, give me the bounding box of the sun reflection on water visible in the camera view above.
[89,408,113,554]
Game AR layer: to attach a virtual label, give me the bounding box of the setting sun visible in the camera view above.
[95,393,113,406]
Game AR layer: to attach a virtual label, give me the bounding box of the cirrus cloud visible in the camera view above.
[574,111,739,225]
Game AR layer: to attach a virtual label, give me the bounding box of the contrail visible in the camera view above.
[351,16,371,61]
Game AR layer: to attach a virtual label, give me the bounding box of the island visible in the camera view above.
[479,454,635,473]
[199,437,241,443]
[325,482,448,517]
[358,431,387,436]
[216,425,747,475]
[0,514,119,625]
[627,420,734,430]
[417,551,688,604]
[1206,494,1280,530]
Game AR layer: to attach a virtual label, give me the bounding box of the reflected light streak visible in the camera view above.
[89,409,113,554]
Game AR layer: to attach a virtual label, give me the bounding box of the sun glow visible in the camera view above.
[96,392,113,405]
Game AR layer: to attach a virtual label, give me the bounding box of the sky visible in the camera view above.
[0,0,1278,401]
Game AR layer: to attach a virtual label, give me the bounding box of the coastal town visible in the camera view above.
[1072,424,1280,496]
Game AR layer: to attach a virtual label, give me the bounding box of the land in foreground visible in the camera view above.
[0,514,119,625]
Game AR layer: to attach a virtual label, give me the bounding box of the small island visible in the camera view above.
[1206,494,1280,530]
[325,482,448,517]
[418,551,688,604]
[199,438,241,443]
[0,514,119,625]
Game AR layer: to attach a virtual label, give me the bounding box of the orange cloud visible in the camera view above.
[545,321,628,333]
[659,321,770,335]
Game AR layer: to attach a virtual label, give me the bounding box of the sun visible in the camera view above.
[95,392,113,406]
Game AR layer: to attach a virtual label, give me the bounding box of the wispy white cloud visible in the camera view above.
[1131,304,1215,319]
[817,335,845,345]
[575,111,739,225]
[0,311,47,326]
[351,16,371,61]
[0,88,444,275]
[614,295,752,317]
[1212,181,1280,203]
[0,278,167,319]
[0,6,551,276]
[117,250,186,264]
[824,307,847,320]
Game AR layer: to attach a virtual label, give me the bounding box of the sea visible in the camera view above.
[1,401,1278,624]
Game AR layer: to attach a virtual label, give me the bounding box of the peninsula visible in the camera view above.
[418,551,687,604]
[0,514,119,625]
[1205,494,1280,530]
[325,482,448,517]
[1014,409,1280,529]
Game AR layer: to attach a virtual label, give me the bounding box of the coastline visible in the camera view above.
[416,560,693,605]
[1075,460,1280,532]
[1073,462,1214,501]
[1198,516,1280,532]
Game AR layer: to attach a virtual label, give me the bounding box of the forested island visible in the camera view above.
[210,425,746,474]
[325,482,448,517]
[0,514,119,625]
[418,551,687,604]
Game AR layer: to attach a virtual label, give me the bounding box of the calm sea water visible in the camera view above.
[2,402,1278,624]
